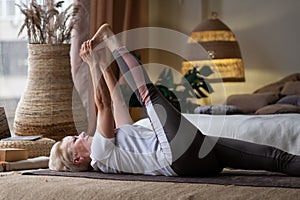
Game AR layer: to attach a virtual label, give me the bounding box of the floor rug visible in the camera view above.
[22,169,300,189]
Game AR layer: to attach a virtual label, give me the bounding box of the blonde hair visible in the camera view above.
[49,139,91,172]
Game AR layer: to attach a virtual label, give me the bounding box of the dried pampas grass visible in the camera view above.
[16,0,80,44]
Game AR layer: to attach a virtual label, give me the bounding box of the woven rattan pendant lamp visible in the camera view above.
[182,12,245,82]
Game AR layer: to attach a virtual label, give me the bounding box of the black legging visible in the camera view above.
[112,46,300,177]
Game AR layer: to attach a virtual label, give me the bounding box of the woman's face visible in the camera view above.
[63,132,93,159]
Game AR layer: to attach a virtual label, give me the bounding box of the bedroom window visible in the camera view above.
[0,0,28,131]
[0,0,17,18]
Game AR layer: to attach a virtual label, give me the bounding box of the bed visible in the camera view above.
[197,73,300,155]
[187,113,300,155]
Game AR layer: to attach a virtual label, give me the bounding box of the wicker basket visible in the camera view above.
[0,138,56,158]
[13,44,87,141]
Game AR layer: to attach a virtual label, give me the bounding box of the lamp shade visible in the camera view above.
[182,13,245,82]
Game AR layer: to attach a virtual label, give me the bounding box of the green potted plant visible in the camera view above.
[155,65,214,113]
[13,0,87,141]
[121,64,214,114]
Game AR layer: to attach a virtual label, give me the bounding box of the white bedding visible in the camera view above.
[135,114,300,155]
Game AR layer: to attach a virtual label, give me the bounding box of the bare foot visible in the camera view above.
[91,23,121,52]
[91,23,113,47]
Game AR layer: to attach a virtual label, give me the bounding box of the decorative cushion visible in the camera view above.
[280,82,300,95]
[254,73,300,94]
[226,93,280,114]
[254,82,284,94]
[255,104,300,115]
[277,95,300,106]
[194,105,243,115]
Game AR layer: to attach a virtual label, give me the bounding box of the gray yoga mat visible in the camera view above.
[22,169,300,189]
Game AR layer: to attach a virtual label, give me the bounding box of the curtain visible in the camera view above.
[89,0,148,36]
[71,0,148,135]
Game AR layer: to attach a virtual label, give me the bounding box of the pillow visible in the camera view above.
[254,82,284,94]
[255,104,300,115]
[277,95,300,106]
[254,73,300,94]
[280,82,300,95]
[226,93,280,114]
[194,105,243,115]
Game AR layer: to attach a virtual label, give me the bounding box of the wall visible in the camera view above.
[148,0,300,103]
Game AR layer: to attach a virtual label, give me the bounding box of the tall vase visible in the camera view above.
[13,44,87,141]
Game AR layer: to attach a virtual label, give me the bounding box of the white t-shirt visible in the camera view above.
[90,123,177,176]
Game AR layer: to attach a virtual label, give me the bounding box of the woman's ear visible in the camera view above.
[73,156,84,165]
